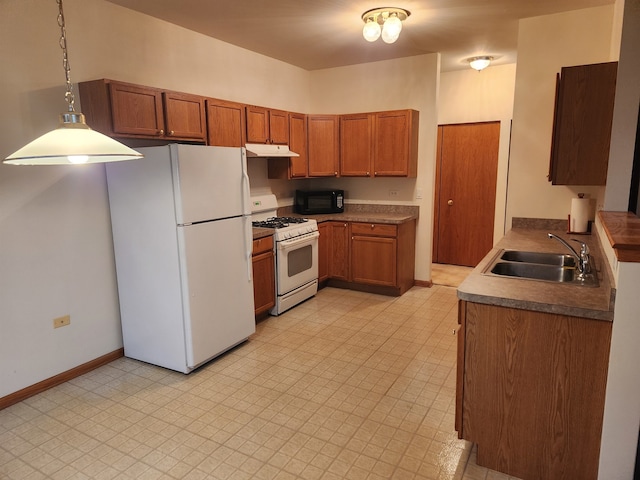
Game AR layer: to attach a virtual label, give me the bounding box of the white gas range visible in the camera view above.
[251,195,319,315]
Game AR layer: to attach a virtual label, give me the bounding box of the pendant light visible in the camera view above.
[4,0,142,166]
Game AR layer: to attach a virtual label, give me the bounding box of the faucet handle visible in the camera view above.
[571,239,589,255]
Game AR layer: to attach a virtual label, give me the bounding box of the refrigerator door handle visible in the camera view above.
[241,149,251,216]
[244,215,253,282]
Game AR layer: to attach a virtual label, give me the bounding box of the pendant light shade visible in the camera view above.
[5,113,143,165]
[3,0,142,166]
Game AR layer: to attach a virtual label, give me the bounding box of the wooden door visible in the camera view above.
[288,113,308,178]
[246,106,269,143]
[109,82,164,137]
[329,222,350,280]
[340,114,372,176]
[269,109,289,144]
[433,122,500,267]
[163,92,206,141]
[206,98,246,147]
[308,115,339,177]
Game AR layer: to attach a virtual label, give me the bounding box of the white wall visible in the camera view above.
[0,0,311,398]
[506,5,616,228]
[438,64,517,243]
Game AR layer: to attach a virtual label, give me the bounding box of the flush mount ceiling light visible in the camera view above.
[468,56,494,71]
[361,7,411,44]
[4,0,143,166]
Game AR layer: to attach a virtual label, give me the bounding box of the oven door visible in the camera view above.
[275,231,319,295]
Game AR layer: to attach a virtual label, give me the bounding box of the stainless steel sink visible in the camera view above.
[500,250,576,267]
[483,249,599,287]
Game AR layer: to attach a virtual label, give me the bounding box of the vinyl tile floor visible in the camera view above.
[0,286,520,480]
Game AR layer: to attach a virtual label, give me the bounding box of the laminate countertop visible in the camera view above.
[252,204,419,240]
[457,227,615,321]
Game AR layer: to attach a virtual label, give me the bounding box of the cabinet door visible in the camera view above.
[308,115,339,177]
[252,251,275,316]
[163,92,206,141]
[373,110,419,177]
[351,235,396,286]
[206,98,246,147]
[318,223,330,282]
[109,82,164,137]
[246,106,270,144]
[288,113,308,177]
[269,109,289,145]
[549,62,617,185]
[329,222,350,280]
[340,114,373,176]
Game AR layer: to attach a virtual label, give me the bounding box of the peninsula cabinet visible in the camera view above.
[456,301,612,480]
[268,112,308,179]
[78,79,207,142]
[549,61,617,186]
[206,98,246,147]
[252,236,275,317]
[308,115,340,177]
[245,106,289,145]
[373,110,419,177]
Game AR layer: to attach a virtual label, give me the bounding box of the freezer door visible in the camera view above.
[170,144,251,224]
[178,216,256,368]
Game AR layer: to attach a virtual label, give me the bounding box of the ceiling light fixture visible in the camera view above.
[4,0,142,166]
[361,7,411,44]
[468,56,494,71]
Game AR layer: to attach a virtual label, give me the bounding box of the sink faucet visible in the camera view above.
[548,233,592,276]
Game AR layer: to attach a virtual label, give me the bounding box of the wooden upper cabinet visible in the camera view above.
[206,98,246,147]
[269,109,289,145]
[308,115,339,177]
[245,106,289,144]
[373,109,419,177]
[163,92,206,141]
[78,79,206,142]
[267,112,307,179]
[549,62,617,186]
[340,114,373,176]
[109,82,164,137]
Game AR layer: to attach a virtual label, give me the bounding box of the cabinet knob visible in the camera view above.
[169,130,175,136]
[447,199,454,206]
[159,129,164,135]
[344,223,347,227]
[374,172,378,176]
[371,224,375,229]
[366,171,370,175]
[334,172,338,176]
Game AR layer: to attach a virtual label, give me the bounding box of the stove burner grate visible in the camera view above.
[252,216,308,229]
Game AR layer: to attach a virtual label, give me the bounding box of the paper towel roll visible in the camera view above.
[570,197,590,233]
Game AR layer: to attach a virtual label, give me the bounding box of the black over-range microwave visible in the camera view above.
[295,189,344,215]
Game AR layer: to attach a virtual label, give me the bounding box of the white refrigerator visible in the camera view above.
[106,144,255,373]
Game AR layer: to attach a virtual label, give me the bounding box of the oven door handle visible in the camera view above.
[277,231,319,251]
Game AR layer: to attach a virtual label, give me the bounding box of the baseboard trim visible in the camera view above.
[0,348,124,410]
[414,279,434,288]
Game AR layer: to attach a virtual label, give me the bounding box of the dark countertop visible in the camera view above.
[252,204,419,240]
[457,227,615,321]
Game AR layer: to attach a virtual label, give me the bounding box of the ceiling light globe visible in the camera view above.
[469,57,492,71]
[362,19,381,42]
[381,14,403,43]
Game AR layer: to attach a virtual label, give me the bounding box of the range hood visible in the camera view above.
[245,143,299,158]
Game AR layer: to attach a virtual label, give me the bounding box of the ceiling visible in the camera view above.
[103,0,614,72]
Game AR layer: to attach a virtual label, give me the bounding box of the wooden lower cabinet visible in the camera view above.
[318,220,415,295]
[456,301,612,480]
[252,237,275,317]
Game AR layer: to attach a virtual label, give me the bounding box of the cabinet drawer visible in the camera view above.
[351,223,397,237]
[252,236,274,255]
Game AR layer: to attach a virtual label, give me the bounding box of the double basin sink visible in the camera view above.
[484,249,599,287]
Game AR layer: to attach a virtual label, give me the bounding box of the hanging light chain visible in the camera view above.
[57,0,75,112]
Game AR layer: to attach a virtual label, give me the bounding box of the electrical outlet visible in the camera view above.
[389,189,398,198]
[416,188,423,199]
[53,315,70,328]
